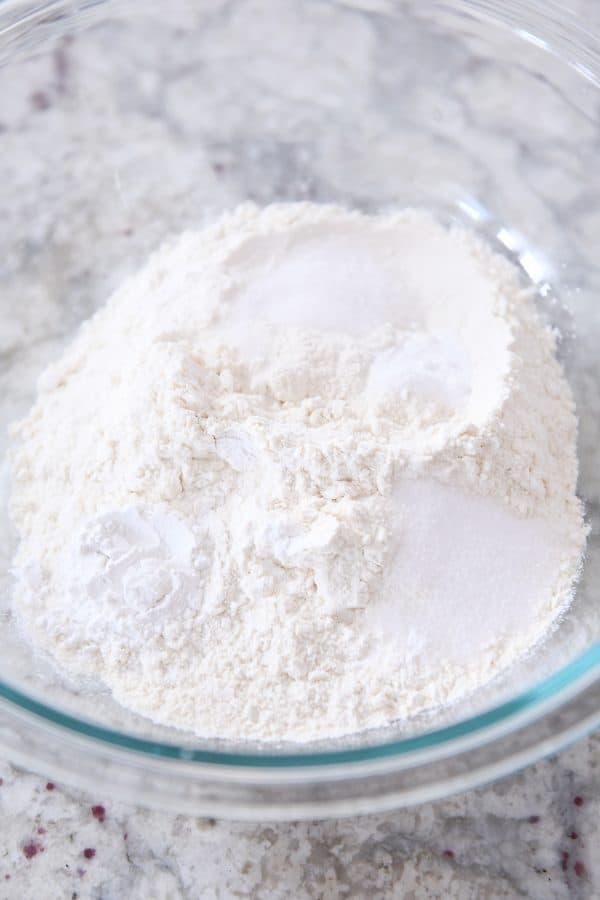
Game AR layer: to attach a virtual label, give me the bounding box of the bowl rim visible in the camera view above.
[1,0,600,810]
[2,641,600,768]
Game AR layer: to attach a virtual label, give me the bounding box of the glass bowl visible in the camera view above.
[0,0,599,821]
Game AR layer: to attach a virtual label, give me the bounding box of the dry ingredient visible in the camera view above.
[8,203,586,742]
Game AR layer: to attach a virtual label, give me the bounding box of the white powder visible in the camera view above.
[8,203,586,742]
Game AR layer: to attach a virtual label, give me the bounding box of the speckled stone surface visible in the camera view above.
[0,739,599,899]
[1,1,600,897]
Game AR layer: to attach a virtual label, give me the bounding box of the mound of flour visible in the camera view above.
[8,204,586,741]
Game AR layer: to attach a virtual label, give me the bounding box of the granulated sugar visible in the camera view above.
[378,480,576,670]
[8,204,586,742]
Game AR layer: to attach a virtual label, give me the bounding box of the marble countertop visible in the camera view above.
[1,1,600,898]
[0,737,598,899]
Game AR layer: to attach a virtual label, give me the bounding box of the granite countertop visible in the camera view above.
[0,738,598,899]
[1,0,600,897]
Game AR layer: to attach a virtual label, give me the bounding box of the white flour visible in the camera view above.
[8,204,586,742]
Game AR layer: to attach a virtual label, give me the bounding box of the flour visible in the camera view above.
[8,203,586,742]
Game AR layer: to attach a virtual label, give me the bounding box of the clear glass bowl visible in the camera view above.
[1,0,599,820]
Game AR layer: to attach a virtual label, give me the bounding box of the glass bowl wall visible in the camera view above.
[0,0,599,819]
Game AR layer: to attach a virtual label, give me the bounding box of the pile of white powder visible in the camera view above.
[8,203,586,742]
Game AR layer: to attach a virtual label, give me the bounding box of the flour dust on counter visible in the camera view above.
[8,203,586,742]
